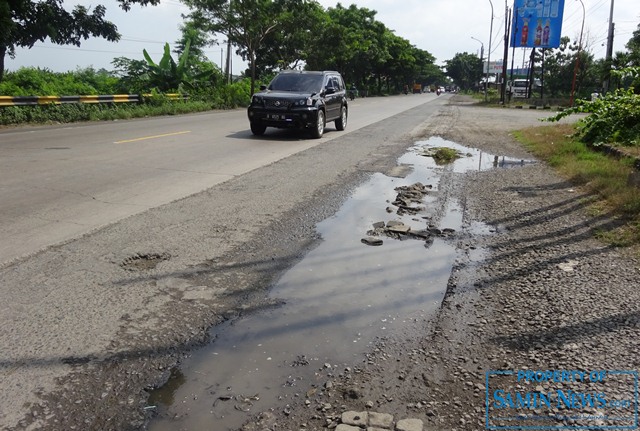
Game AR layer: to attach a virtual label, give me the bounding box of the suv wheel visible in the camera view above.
[250,122,266,136]
[311,110,325,139]
[335,105,347,131]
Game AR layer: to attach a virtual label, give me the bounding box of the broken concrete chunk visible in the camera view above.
[341,411,368,427]
[386,220,404,227]
[387,224,411,234]
[396,418,424,431]
[369,411,394,428]
[408,230,430,240]
[361,237,383,246]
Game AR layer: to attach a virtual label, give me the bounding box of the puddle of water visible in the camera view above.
[411,136,535,173]
[146,137,521,430]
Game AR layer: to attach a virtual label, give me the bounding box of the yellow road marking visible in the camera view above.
[114,130,191,144]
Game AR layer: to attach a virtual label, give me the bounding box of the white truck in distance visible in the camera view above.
[508,79,542,99]
[509,79,530,98]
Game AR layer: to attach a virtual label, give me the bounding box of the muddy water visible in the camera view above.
[146,137,532,430]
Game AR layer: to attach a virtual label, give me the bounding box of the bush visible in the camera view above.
[546,69,640,148]
[0,98,232,126]
[0,70,253,126]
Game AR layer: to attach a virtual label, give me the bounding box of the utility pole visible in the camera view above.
[569,0,585,106]
[224,0,232,84]
[500,1,511,104]
[226,39,232,84]
[603,0,615,93]
[486,0,494,102]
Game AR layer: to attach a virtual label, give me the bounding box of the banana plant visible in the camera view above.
[143,39,192,92]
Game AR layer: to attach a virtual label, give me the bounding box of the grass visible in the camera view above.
[419,147,461,164]
[514,124,640,249]
[432,147,460,164]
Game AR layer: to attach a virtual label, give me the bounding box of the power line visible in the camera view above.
[24,42,225,59]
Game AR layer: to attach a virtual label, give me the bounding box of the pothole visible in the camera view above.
[146,137,530,431]
[120,252,171,271]
[414,136,536,172]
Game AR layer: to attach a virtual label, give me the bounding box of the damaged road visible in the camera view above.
[2,96,638,431]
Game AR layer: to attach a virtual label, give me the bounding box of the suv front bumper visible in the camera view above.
[247,106,320,130]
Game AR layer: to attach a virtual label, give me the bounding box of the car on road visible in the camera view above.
[247,70,348,139]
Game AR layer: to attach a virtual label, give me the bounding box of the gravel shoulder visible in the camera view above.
[252,98,640,430]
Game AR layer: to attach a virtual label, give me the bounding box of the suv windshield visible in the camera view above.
[268,73,324,93]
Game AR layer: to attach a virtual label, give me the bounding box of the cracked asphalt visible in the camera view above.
[4,96,636,431]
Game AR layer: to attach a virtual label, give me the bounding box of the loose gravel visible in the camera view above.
[258,98,640,431]
[4,96,638,431]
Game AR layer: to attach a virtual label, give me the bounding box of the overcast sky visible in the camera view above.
[5,0,640,74]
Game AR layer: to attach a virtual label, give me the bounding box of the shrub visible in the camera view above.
[546,67,640,148]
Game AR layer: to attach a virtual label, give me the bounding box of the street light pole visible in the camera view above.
[471,37,484,95]
[471,36,484,61]
[569,0,585,106]
[486,0,494,102]
[471,36,487,94]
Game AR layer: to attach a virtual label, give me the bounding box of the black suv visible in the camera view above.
[247,70,348,139]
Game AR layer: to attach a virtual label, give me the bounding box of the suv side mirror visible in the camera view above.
[260,84,267,91]
[325,86,336,95]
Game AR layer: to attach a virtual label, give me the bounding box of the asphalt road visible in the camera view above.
[0,93,440,266]
[0,92,452,430]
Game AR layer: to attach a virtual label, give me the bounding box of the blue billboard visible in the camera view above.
[510,0,565,48]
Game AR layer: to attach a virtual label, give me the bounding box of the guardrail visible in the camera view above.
[0,93,187,107]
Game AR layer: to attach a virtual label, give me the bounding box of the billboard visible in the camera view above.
[510,0,565,48]
[484,61,504,74]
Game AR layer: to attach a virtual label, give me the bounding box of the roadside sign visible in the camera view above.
[510,0,565,48]
[484,61,504,74]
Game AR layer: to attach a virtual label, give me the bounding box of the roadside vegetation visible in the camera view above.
[1,1,450,127]
[514,70,640,249]
[2,1,638,124]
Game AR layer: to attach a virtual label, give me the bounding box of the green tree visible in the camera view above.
[0,0,161,82]
[304,4,438,95]
[538,37,575,96]
[253,0,326,75]
[111,56,150,94]
[325,4,387,86]
[537,36,598,98]
[185,0,280,95]
[175,20,216,63]
[445,52,483,91]
[626,23,640,66]
[383,34,418,92]
[415,52,445,87]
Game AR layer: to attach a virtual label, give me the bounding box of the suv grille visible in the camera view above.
[264,98,292,109]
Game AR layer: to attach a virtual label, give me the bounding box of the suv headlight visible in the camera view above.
[252,95,263,105]
[295,98,313,106]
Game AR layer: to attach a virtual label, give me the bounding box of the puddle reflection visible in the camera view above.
[147,137,517,430]
[410,136,535,173]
